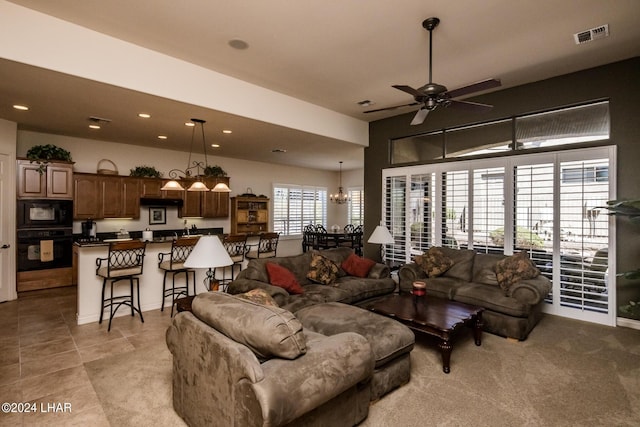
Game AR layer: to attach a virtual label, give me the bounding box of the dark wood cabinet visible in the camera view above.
[17,159,73,199]
[231,196,269,234]
[73,173,141,219]
[179,177,230,218]
[73,173,101,219]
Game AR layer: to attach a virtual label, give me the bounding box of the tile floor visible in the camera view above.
[0,286,173,426]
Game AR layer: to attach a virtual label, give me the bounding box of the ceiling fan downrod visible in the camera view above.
[422,17,440,85]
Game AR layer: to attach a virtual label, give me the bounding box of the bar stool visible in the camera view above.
[96,240,147,331]
[216,234,247,291]
[246,232,279,260]
[158,237,198,316]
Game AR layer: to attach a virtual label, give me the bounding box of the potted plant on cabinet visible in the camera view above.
[129,165,162,178]
[26,144,73,174]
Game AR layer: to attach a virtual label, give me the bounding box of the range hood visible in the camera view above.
[140,197,183,207]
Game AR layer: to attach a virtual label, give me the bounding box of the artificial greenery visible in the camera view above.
[26,144,72,174]
[129,165,162,178]
[203,165,227,177]
[603,199,640,319]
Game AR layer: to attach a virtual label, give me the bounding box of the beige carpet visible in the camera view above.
[86,314,640,426]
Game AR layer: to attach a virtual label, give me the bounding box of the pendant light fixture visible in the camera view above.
[161,119,231,192]
[330,161,350,204]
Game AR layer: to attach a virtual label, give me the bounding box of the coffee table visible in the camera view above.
[368,294,484,373]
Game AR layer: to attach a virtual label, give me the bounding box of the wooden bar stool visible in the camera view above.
[158,237,198,316]
[96,240,147,331]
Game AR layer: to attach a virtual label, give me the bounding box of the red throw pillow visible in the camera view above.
[341,253,376,278]
[266,263,304,294]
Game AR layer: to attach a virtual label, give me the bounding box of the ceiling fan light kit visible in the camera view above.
[365,17,501,125]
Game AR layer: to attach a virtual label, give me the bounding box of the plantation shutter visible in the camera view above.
[385,175,406,266]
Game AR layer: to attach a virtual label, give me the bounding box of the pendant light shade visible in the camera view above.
[330,161,350,204]
[161,118,232,192]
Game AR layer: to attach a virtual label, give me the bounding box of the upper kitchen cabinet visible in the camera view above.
[73,173,141,219]
[17,159,73,199]
[178,177,230,218]
[139,177,182,199]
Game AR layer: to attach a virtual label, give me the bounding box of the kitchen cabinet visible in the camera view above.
[73,173,141,219]
[231,196,269,234]
[17,159,73,199]
[179,177,230,218]
[140,177,182,199]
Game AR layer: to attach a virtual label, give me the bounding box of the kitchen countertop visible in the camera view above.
[74,235,210,247]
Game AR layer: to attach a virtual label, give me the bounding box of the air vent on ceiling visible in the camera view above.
[574,24,609,45]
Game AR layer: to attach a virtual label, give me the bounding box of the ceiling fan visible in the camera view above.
[365,17,501,125]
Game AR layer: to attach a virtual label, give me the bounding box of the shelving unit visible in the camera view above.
[230,196,269,234]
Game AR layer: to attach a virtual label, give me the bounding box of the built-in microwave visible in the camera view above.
[17,199,73,229]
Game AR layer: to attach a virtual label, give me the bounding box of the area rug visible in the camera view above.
[85,341,186,427]
[85,315,640,426]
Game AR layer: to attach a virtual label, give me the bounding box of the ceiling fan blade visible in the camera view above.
[447,99,494,111]
[364,102,420,114]
[445,78,501,99]
[410,108,429,125]
[392,85,425,98]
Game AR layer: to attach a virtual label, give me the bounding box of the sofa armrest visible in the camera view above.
[398,263,427,293]
[226,278,290,305]
[368,263,390,279]
[247,332,374,426]
[507,276,552,305]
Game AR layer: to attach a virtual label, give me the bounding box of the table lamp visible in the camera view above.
[184,235,233,292]
[368,223,395,263]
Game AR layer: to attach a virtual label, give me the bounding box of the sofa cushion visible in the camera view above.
[307,254,340,285]
[414,247,454,277]
[454,282,531,318]
[495,251,540,292]
[334,276,397,303]
[317,247,353,277]
[242,252,314,285]
[235,288,279,307]
[472,253,504,286]
[281,285,353,312]
[192,292,306,360]
[266,262,304,294]
[439,247,476,282]
[420,276,468,300]
[341,253,376,278]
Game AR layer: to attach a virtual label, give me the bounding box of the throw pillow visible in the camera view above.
[341,253,376,278]
[192,292,306,360]
[495,251,540,292]
[414,247,454,278]
[307,254,339,285]
[266,263,304,294]
[235,288,279,307]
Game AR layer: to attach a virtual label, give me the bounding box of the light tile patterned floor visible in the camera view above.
[0,286,173,426]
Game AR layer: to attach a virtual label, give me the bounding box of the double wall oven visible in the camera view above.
[16,199,73,273]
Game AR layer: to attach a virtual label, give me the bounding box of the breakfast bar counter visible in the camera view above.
[74,238,212,325]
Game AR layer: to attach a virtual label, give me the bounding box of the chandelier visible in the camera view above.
[330,161,350,204]
[161,118,231,192]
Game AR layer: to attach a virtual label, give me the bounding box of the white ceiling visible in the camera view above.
[1,0,639,170]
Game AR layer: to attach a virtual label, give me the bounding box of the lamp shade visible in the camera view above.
[184,235,233,269]
[368,225,394,245]
[212,182,231,192]
[161,180,185,191]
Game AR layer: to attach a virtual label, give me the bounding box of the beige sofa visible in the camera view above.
[399,247,551,340]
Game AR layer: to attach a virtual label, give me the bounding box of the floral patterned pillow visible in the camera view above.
[306,254,339,285]
[495,251,540,292]
[414,247,454,278]
[235,288,279,307]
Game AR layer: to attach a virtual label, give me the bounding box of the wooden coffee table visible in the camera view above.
[369,294,484,373]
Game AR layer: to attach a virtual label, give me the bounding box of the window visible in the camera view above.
[273,184,326,236]
[347,187,364,226]
[382,146,616,326]
[391,101,610,164]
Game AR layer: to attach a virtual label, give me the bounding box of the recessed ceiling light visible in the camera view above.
[138,113,151,118]
[228,39,249,50]
[157,135,167,140]
[185,122,195,127]
[211,143,220,148]
[272,148,287,153]
[89,124,101,129]
[222,129,232,134]
[13,104,29,111]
